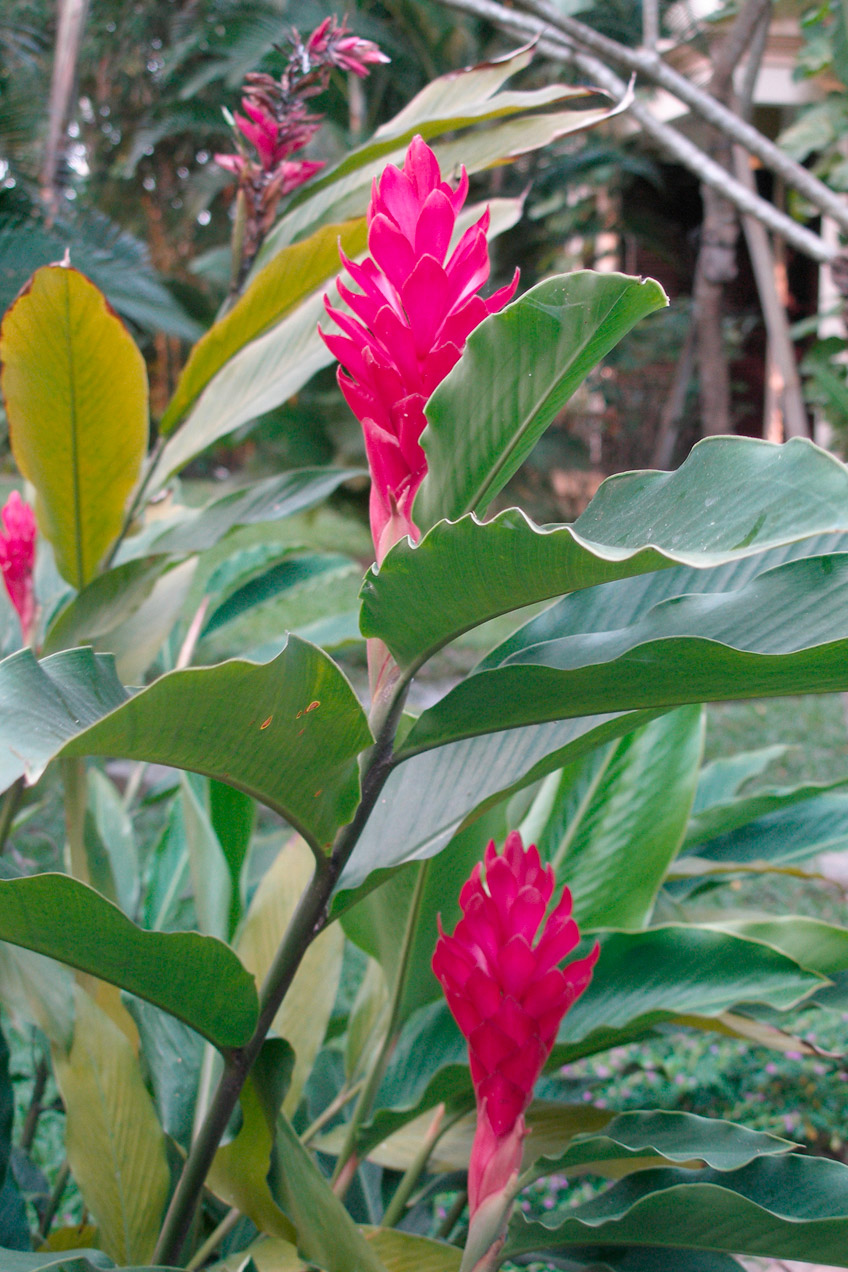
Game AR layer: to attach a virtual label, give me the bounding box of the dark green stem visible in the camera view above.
[436,1188,468,1241]
[153,673,410,1267]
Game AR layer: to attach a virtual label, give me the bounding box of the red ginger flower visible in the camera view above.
[432,832,599,1223]
[0,491,36,643]
[321,135,519,562]
[306,16,390,78]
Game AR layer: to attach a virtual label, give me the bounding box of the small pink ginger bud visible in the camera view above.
[432,832,599,1236]
[0,491,36,643]
[321,134,519,562]
[307,16,390,77]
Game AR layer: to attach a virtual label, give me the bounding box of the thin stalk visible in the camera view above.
[301,1078,364,1147]
[382,1104,459,1228]
[331,856,430,1189]
[185,1206,240,1271]
[0,778,24,853]
[101,435,166,571]
[20,1054,48,1152]
[38,1160,70,1239]
[61,757,88,883]
[153,672,411,1267]
[436,1189,468,1241]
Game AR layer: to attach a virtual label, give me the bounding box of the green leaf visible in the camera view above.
[273,1108,389,1272]
[209,779,255,939]
[136,469,361,557]
[0,265,148,587]
[555,925,823,1056]
[51,986,169,1265]
[684,773,848,850]
[236,837,343,1115]
[536,707,703,928]
[60,637,371,851]
[504,1155,848,1263]
[683,791,848,870]
[523,1110,795,1184]
[0,1253,115,1271]
[159,219,367,434]
[123,999,202,1150]
[0,873,258,1049]
[403,553,848,752]
[712,916,848,978]
[0,648,127,792]
[84,768,138,916]
[181,775,231,940]
[364,437,848,668]
[43,557,175,656]
[414,272,667,529]
[366,1230,460,1272]
[336,711,662,901]
[692,746,788,813]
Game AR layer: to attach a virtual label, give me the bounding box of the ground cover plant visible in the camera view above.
[2,24,848,1272]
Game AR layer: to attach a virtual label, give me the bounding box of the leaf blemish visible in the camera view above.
[260,716,273,730]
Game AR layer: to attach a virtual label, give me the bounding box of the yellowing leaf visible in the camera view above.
[51,985,169,1264]
[237,836,343,1114]
[207,1079,297,1243]
[0,265,148,587]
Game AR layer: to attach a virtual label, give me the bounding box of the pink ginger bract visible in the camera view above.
[0,491,36,643]
[321,135,519,562]
[432,831,599,1220]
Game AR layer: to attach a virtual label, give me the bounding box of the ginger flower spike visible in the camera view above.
[0,491,36,644]
[432,831,599,1240]
[321,135,519,562]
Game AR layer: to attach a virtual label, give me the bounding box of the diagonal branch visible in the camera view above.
[435,0,834,263]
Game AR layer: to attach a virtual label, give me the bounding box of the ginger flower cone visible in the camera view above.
[0,491,36,644]
[320,133,519,565]
[432,832,600,1269]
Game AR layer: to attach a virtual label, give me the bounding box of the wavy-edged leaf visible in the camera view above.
[160,219,367,434]
[404,553,848,753]
[712,916,848,978]
[0,873,258,1048]
[43,556,174,655]
[364,438,848,668]
[504,1155,848,1263]
[414,272,667,529]
[0,265,147,587]
[51,987,169,1265]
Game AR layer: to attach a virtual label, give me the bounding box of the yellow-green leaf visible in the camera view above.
[207,1078,297,1243]
[237,836,343,1115]
[0,265,148,587]
[51,985,169,1265]
[159,218,366,435]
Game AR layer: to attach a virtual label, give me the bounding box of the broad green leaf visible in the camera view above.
[123,999,202,1149]
[51,986,169,1265]
[523,1111,795,1184]
[684,774,848,850]
[504,1155,848,1263]
[131,469,360,558]
[209,779,255,938]
[159,218,367,434]
[84,768,138,916]
[541,707,703,928]
[258,42,602,258]
[100,557,196,683]
[214,1231,460,1272]
[236,837,343,1115]
[414,272,668,529]
[556,925,823,1055]
[403,552,848,753]
[208,1068,297,1243]
[0,648,126,793]
[0,873,258,1048]
[336,711,663,901]
[202,553,355,639]
[0,265,148,587]
[273,1108,389,1272]
[684,792,848,870]
[364,437,848,668]
[712,916,848,978]
[0,942,75,1048]
[60,637,372,851]
[0,1253,113,1271]
[181,775,231,940]
[692,746,788,813]
[43,556,174,655]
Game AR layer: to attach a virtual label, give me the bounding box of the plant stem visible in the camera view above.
[381,1103,449,1228]
[101,435,166,571]
[185,1206,240,1271]
[153,673,410,1267]
[301,1078,364,1147]
[0,778,24,853]
[436,1189,468,1241]
[60,757,88,883]
[38,1160,70,1239]
[20,1054,48,1152]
